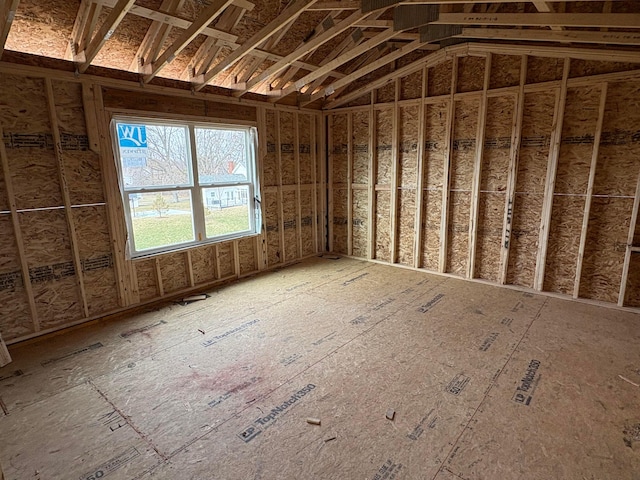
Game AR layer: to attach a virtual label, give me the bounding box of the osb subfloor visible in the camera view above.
[1,256,640,480]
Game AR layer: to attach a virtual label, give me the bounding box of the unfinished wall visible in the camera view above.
[0,67,324,343]
[327,52,640,310]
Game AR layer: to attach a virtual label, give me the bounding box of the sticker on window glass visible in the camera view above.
[118,123,148,168]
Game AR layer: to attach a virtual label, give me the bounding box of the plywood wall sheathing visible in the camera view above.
[397,105,419,266]
[0,71,323,344]
[447,99,478,277]
[375,190,391,262]
[490,54,521,89]
[544,85,600,295]
[263,110,278,187]
[190,245,218,284]
[330,112,348,254]
[457,55,486,93]
[420,101,447,271]
[326,52,640,312]
[439,57,458,274]
[264,190,281,266]
[506,90,555,288]
[400,70,422,101]
[428,59,453,97]
[476,96,514,282]
[579,81,640,303]
[534,59,570,291]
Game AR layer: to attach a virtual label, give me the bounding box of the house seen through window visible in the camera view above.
[112,117,260,257]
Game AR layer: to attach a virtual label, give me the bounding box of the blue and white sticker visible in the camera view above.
[117,123,147,168]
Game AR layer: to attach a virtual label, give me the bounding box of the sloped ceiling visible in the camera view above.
[1,0,640,109]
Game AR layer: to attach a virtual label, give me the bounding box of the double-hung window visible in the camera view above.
[111,117,260,258]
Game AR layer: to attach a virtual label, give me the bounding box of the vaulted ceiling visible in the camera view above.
[1,0,640,108]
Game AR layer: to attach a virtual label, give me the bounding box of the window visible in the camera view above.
[111,117,260,258]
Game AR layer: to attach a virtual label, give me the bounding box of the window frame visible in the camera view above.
[111,115,261,259]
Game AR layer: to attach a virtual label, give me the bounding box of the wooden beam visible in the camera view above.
[45,78,90,318]
[328,114,334,252]
[184,5,246,79]
[95,0,238,44]
[308,1,359,10]
[311,114,319,253]
[347,113,354,256]
[256,106,268,270]
[81,81,101,154]
[233,241,241,277]
[277,28,398,99]
[91,86,135,306]
[534,58,569,291]
[307,39,429,105]
[459,27,640,47]
[354,20,393,28]
[439,56,458,274]
[413,66,427,268]
[251,12,344,93]
[231,16,298,86]
[0,0,19,58]
[280,18,368,97]
[324,45,460,109]
[143,0,235,82]
[66,0,93,60]
[499,55,527,285]
[435,13,640,29]
[531,1,562,31]
[155,258,164,296]
[467,53,491,279]
[129,0,184,72]
[399,0,610,3]
[241,9,372,95]
[277,111,287,262]
[368,93,377,259]
[295,112,304,258]
[0,126,39,332]
[78,3,102,58]
[574,82,607,299]
[186,250,195,287]
[77,0,136,73]
[194,0,317,91]
[618,170,640,306]
[390,79,400,263]
[309,44,391,107]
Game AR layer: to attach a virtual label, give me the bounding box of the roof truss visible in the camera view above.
[3,0,640,106]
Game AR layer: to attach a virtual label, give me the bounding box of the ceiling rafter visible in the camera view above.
[129,0,185,72]
[434,13,640,29]
[298,44,390,106]
[304,37,430,105]
[76,0,136,74]
[236,8,374,96]
[285,25,369,100]
[229,17,299,87]
[240,10,362,97]
[325,40,640,110]
[274,27,398,99]
[459,28,640,46]
[142,0,236,82]
[396,0,618,4]
[531,1,563,31]
[193,0,319,92]
[66,0,98,60]
[96,0,240,44]
[0,0,20,59]
[266,11,345,92]
[181,5,248,80]
[324,44,456,109]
